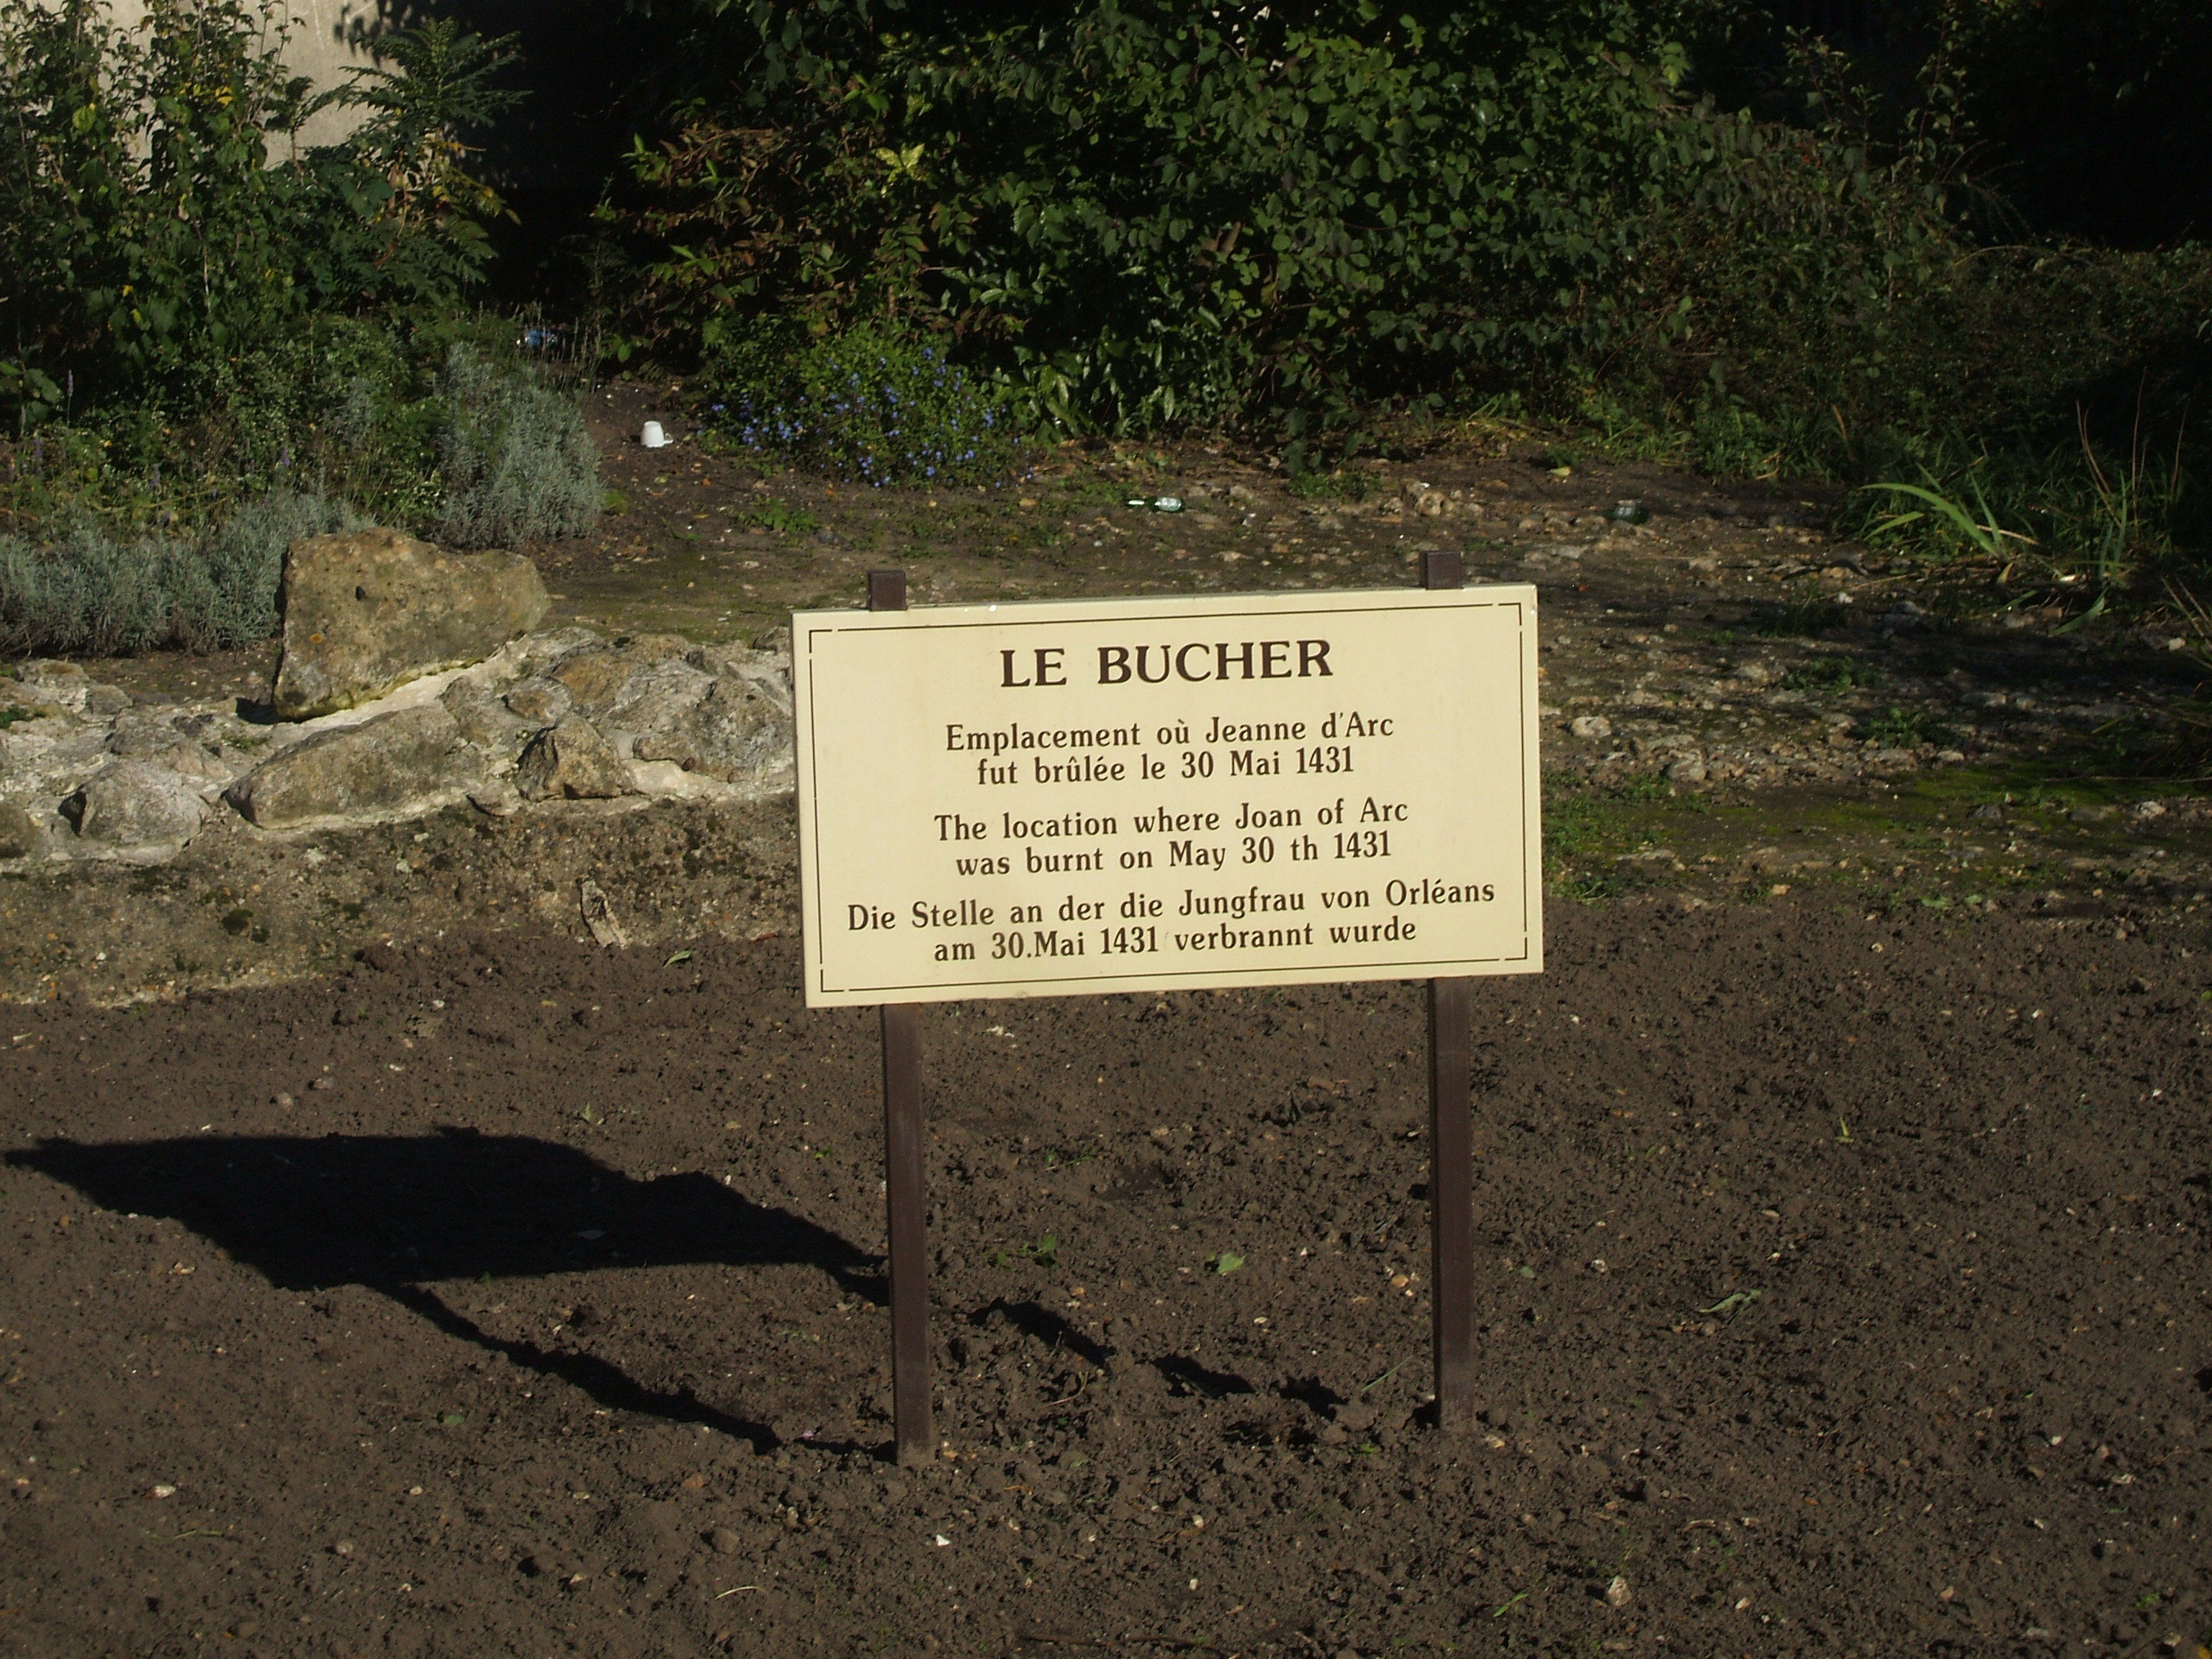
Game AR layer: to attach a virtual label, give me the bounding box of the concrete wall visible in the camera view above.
[102,1,388,150]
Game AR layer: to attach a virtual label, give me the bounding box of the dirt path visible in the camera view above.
[2,899,2206,1657]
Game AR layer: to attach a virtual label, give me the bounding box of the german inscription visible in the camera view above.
[793,588,1540,1006]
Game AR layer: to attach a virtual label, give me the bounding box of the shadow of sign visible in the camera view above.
[11,1128,877,1449]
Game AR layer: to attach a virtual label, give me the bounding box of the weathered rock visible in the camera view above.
[633,674,793,789]
[502,677,574,727]
[508,626,604,678]
[546,635,693,718]
[12,661,91,713]
[0,801,38,858]
[271,529,549,719]
[515,714,634,800]
[439,678,539,765]
[227,704,482,828]
[605,657,716,736]
[105,710,238,786]
[1570,715,1612,740]
[61,760,206,848]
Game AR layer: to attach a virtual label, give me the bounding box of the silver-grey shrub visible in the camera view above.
[433,345,601,548]
[0,490,357,657]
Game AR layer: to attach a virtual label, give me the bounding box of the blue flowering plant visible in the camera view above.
[701,322,1020,487]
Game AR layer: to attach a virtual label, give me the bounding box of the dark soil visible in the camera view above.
[4,899,2208,1658]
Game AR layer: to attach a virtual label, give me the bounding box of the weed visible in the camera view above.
[992,1234,1059,1271]
[1862,469,2034,563]
[1742,595,1848,637]
[1699,1288,1765,1320]
[1861,706,1943,748]
[1285,468,1374,503]
[743,500,819,536]
[1784,657,1882,693]
[1205,1251,1245,1275]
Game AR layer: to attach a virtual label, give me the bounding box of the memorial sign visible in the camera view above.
[793,585,1542,1006]
[800,565,1542,1462]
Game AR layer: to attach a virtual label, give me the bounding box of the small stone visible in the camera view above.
[503,678,573,727]
[439,679,537,761]
[61,760,206,848]
[1606,1574,1632,1608]
[1664,758,1707,783]
[0,801,37,858]
[516,715,634,801]
[1570,715,1612,740]
[331,1540,356,1557]
[709,1527,741,1555]
[467,776,523,817]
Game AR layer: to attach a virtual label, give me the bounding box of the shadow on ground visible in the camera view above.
[12,1130,878,1447]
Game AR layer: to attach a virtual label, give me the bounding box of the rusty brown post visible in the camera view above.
[1422,549,1475,1431]
[868,568,932,1466]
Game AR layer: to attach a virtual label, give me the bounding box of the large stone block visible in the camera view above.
[227,705,481,828]
[271,529,548,719]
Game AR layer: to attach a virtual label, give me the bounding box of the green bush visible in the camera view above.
[700,321,1018,485]
[433,346,601,547]
[0,488,354,656]
[626,0,2209,563]
[0,0,517,427]
[629,0,1707,451]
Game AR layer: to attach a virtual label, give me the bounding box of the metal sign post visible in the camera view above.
[1421,549,1475,1433]
[867,568,933,1467]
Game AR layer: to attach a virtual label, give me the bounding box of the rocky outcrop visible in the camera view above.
[227,704,483,829]
[4,621,796,866]
[61,760,207,850]
[271,529,549,719]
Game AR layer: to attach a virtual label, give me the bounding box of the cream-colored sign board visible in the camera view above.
[793,588,1541,1007]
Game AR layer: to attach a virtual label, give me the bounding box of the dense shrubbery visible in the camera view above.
[0,3,604,654]
[0,0,518,425]
[626,0,1713,457]
[618,0,2206,575]
[6,0,2208,657]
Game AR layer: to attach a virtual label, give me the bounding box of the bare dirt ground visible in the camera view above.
[4,385,2210,1658]
[3,903,2208,1659]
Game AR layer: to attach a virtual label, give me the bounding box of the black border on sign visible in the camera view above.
[798,593,1534,999]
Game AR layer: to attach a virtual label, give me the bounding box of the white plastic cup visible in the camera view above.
[641,421,669,449]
